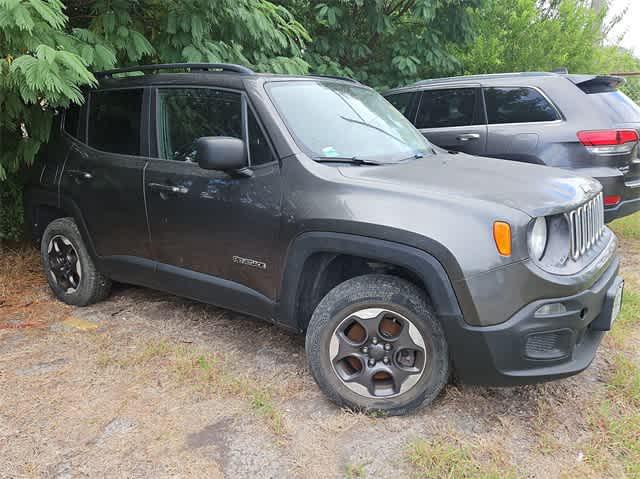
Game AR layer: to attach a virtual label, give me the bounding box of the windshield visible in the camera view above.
[267,81,432,162]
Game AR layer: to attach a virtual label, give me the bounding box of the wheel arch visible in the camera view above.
[277,232,473,332]
[24,187,98,260]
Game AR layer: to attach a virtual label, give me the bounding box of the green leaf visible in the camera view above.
[103,11,116,34]
[12,4,35,31]
[28,0,66,29]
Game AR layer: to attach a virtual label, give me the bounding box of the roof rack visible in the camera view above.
[311,74,360,84]
[95,63,254,78]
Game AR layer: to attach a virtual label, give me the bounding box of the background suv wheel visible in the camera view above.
[41,218,111,306]
[305,274,449,415]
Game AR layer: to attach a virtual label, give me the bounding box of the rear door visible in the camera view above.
[483,86,562,164]
[60,88,152,267]
[414,86,487,155]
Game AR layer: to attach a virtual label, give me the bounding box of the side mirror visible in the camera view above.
[196,136,249,175]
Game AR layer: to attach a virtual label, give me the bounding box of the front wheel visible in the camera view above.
[305,274,449,415]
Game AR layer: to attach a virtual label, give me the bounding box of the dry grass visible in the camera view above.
[0,243,71,327]
[96,337,288,437]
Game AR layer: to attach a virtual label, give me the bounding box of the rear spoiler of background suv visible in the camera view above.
[565,74,625,94]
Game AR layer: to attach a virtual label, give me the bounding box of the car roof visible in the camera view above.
[383,71,591,94]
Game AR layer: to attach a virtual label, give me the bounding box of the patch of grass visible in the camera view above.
[344,462,366,478]
[98,339,287,436]
[610,212,640,241]
[192,353,286,436]
[406,437,517,479]
[608,354,640,407]
[250,389,285,436]
[585,401,640,478]
[583,277,640,476]
[608,283,640,347]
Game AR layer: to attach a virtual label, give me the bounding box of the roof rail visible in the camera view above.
[311,74,360,84]
[95,63,255,78]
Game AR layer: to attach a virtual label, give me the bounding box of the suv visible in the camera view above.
[25,63,624,415]
[384,72,640,223]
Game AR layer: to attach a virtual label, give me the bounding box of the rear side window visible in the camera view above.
[415,88,476,129]
[156,88,242,162]
[64,104,81,138]
[88,89,143,155]
[484,87,559,124]
[386,92,414,117]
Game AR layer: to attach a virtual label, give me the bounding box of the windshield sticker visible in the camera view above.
[321,146,339,157]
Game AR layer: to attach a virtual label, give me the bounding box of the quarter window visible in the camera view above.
[415,88,477,129]
[484,87,559,124]
[88,89,143,155]
[247,109,275,165]
[156,88,242,162]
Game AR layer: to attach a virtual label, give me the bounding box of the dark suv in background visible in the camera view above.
[384,72,640,222]
[25,64,623,415]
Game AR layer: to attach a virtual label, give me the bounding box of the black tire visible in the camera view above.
[305,274,449,415]
[41,217,111,306]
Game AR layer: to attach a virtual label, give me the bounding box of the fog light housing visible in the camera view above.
[534,302,567,317]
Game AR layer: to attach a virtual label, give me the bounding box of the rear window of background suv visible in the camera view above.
[586,90,640,123]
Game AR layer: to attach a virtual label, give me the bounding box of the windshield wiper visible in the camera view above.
[339,115,408,146]
[313,156,381,166]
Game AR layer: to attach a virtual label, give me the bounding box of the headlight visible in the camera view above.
[528,217,548,260]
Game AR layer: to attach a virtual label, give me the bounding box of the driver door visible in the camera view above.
[145,87,283,299]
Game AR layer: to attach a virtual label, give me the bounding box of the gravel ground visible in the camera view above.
[0,238,637,478]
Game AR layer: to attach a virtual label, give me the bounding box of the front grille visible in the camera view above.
[568,192,605,260]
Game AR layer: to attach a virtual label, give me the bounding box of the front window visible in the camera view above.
[156,88,242,162]
[416,88,477,129]
[268,81,432,162]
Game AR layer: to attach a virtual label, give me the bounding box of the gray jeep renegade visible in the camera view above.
[25,64,624,415]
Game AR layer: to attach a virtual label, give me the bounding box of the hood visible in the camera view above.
[338,152,602,218]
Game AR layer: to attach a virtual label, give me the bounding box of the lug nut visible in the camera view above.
[383,356,389,365]
[384,343,391,351]
[362,346,369,354]
[368,358,376,367]
[372,337,379,345]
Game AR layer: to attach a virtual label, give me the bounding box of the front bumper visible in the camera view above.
[444,251,620,386]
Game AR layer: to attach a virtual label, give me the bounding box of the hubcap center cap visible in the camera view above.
[368,343,386,360]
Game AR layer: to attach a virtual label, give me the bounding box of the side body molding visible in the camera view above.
[277,232,465,331]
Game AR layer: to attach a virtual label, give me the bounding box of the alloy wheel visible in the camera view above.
[47,235,82,293]
[329,307,428,398]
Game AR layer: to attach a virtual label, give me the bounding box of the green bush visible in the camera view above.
[0,171,25,242]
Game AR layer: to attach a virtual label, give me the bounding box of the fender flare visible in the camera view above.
[277,232,475,330]
[24,186,99,261]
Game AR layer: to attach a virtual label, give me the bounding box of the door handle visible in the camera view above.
[147,183,189,194]
[65,169,93,180]
[456,133,480,142]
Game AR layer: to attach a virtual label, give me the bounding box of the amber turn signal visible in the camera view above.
[493,221,512,256]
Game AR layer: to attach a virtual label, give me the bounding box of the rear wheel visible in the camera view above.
[305,274,449,415]
[41,218,111,306]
